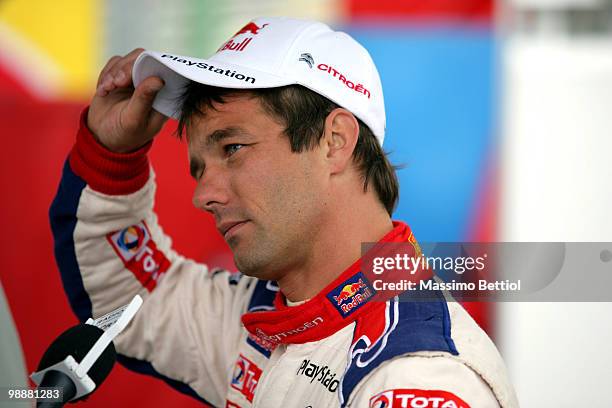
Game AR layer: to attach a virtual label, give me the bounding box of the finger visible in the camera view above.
[96,55,121,87]
[107,48,145,88]
[96,56,122,96]
[97,77,117,96]
[97,48,145,96]
[122,76,165,130]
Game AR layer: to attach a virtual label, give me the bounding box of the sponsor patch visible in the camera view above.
[217,22,268,53]
[248,316,324,351]
[316,63,371,99]
[326,272,375,317]
[160,54,256,84]
[107,221,170,291]
[296,359,339,393]
[231,354,262,402]
[299,52,314,68]
[369,389,470,408]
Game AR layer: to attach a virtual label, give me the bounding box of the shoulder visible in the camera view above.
[339,294,458,405]
[340,295,518,407]
[347,354,499,408]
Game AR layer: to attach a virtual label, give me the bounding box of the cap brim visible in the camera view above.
[132,50,293,119]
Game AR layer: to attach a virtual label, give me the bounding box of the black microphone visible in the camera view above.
[30,295,142,407]
[34,324,116,407]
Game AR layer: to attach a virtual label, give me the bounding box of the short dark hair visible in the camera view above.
[177,83,399,215]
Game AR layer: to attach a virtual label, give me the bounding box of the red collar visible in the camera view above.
[241,221,431,351]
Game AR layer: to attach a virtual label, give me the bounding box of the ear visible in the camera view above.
[322,108,360,175]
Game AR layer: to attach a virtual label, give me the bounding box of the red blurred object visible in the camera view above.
[346,0,493,21]
[462,151,501,337]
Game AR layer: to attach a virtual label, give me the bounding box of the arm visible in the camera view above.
[49,50,252,407]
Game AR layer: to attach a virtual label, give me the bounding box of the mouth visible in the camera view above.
[218,220,249,240]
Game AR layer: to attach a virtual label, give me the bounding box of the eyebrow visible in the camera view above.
[204,126,249,147]
[189,126,251,180]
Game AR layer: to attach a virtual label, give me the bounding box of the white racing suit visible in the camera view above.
[49,111,519,408]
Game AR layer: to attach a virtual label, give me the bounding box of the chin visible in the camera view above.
[232,251,258,276]
[233,252,279,281]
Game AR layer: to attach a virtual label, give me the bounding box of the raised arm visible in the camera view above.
[49,49,254,406]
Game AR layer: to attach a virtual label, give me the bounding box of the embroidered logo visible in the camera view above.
[326,272,375,317]
[230,354,262,402]
[299,53,314,68]
[369,389,471,408]
[316,63,371,98]
[296,359,339,393]
[218,22,269,53]
[107,221,170,291]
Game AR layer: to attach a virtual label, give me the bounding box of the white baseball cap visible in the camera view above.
[132,16,386,144]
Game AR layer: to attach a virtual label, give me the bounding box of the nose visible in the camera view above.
[192,164,230,214]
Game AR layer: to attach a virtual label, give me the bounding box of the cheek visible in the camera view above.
[233,152,324,222]
[274,158,323,217]
[238,158,297,211]
[231,157,283,208]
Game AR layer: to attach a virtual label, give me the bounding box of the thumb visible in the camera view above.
[123,76,165,130]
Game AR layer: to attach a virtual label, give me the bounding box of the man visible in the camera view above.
[50,17,518,407]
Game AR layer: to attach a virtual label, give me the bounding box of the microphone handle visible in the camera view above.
[36,370,77,408]
[36,401,64,408]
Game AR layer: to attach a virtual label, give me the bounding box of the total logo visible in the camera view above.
[115,225,147,257]
[218,22,268,53]
[369,389,470,408]
[326,272,374,317]
[107,221,170,291]
[231,354,262,402]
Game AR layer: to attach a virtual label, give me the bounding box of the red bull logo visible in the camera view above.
[218,22,269,53]
[234,22,268,36]
[327,273,375,317]
[333,279,367,305]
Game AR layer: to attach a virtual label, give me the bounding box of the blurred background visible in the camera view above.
[1,0,611,406]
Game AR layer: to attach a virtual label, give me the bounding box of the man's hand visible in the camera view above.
[88,48,168,153]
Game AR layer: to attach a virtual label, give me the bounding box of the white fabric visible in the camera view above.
[132,17,386,143]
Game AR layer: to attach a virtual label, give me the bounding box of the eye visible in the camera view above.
[224,144,244,157]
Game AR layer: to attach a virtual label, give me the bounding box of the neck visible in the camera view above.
[279,193,393,302]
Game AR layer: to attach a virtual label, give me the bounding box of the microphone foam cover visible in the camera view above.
[37,324,116,389]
